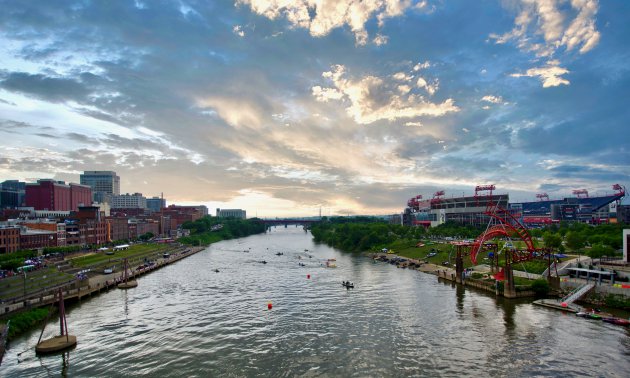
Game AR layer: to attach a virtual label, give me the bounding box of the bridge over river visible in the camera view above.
[261,218,319,226]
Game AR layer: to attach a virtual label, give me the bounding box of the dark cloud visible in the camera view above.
[0,72,89,102]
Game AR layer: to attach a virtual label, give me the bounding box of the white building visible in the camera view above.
[216,208,246,219]
[112,193,147,209]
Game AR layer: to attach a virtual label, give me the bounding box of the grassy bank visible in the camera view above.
[2,307,52,341]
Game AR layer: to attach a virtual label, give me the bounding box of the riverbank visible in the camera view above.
[0,245,205,345]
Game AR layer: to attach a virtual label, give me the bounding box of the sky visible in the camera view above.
[0,0,628,217]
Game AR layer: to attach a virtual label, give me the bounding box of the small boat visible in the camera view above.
[214,269,220,273]
[342,281,354,288]
[602,317,630,326]
[276,252,284,256]
[298,263,306,267]
[259,260,267,264]
[576,312,602,320]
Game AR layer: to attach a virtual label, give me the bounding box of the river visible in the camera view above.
[2,227,629,377]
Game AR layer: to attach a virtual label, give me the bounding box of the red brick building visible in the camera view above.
[19,228,56,250]
[106,217,129,242]
[162,205,204,228]
[25,180,92,211]
[0,226,20,253]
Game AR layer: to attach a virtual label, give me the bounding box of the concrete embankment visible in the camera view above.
[1,246,205,317]
[371,253,537,298]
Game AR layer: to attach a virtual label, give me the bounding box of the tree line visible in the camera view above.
[179,216,267,246]
[311,217,627,257]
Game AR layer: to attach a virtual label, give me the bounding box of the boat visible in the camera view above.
[576,312,601,320]
[214,269,220,273]
[327,258,336,261]
[342,281,354,288]
[602,317,630,326]
[276,252,284,256]
[259,260,268,264]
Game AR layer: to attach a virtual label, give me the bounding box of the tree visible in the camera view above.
[565,231,586,251]
[543,232,562,250]
[587,243,615,259]
[139,232,154,241]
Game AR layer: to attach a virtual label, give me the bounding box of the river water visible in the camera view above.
[2,227,629,377]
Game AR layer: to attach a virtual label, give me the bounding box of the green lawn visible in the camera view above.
[0,267,75,302]
[69,243,171,268]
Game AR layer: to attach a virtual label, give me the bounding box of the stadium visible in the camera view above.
[403,184,626,228]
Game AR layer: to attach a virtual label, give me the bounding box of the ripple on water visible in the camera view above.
[2,229,630,376]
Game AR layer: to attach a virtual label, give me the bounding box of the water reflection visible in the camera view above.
[2,228,629,377]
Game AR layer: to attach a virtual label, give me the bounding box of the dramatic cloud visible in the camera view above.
[0,1,626,216]
[312,64,458,124]
[491,0,601,87]
[236,0,417,45]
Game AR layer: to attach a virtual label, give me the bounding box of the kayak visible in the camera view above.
[602,317,630,326]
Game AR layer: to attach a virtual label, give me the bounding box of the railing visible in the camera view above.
[560,283,595,305]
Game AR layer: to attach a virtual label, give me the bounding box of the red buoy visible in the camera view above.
[307,274,311,279]
[267,302,273,310]
[561,302,567,308]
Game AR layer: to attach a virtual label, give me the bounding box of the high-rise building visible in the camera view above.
[146,196,167,213]
[0,180,26,208]
[80,171,120,203]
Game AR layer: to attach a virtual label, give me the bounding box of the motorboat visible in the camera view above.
[602,317,630,326]
[342,281,354,288]
[576,312,602,320]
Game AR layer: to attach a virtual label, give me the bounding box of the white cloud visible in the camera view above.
[233,25,245,37]
[312,64,458,124]
[405,121,423,127]
[490,0,600,87]
[413,60,431,71]
[511,61,570,88]
[393,72,413,82]
[562,0,600,54]
[373,34,389,46]
[236,0,417,45]
[196,97,264,128]
[492,0,600,55]
[415,76,438,95]
[481,95,503,104]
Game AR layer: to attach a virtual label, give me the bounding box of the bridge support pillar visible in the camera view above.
[503,254,517,298]
[455,247,464,284]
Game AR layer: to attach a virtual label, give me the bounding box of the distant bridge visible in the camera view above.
[261,219,319,226]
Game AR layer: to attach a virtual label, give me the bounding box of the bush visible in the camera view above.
[531,279,550,297]
[5,307,51,340]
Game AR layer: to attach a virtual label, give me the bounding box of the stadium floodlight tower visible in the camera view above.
[573,189,589,198]
[536,193,549,201]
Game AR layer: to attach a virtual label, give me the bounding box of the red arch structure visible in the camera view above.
[470,186,538,265]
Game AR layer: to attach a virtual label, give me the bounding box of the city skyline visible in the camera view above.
[1,1,629,217]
